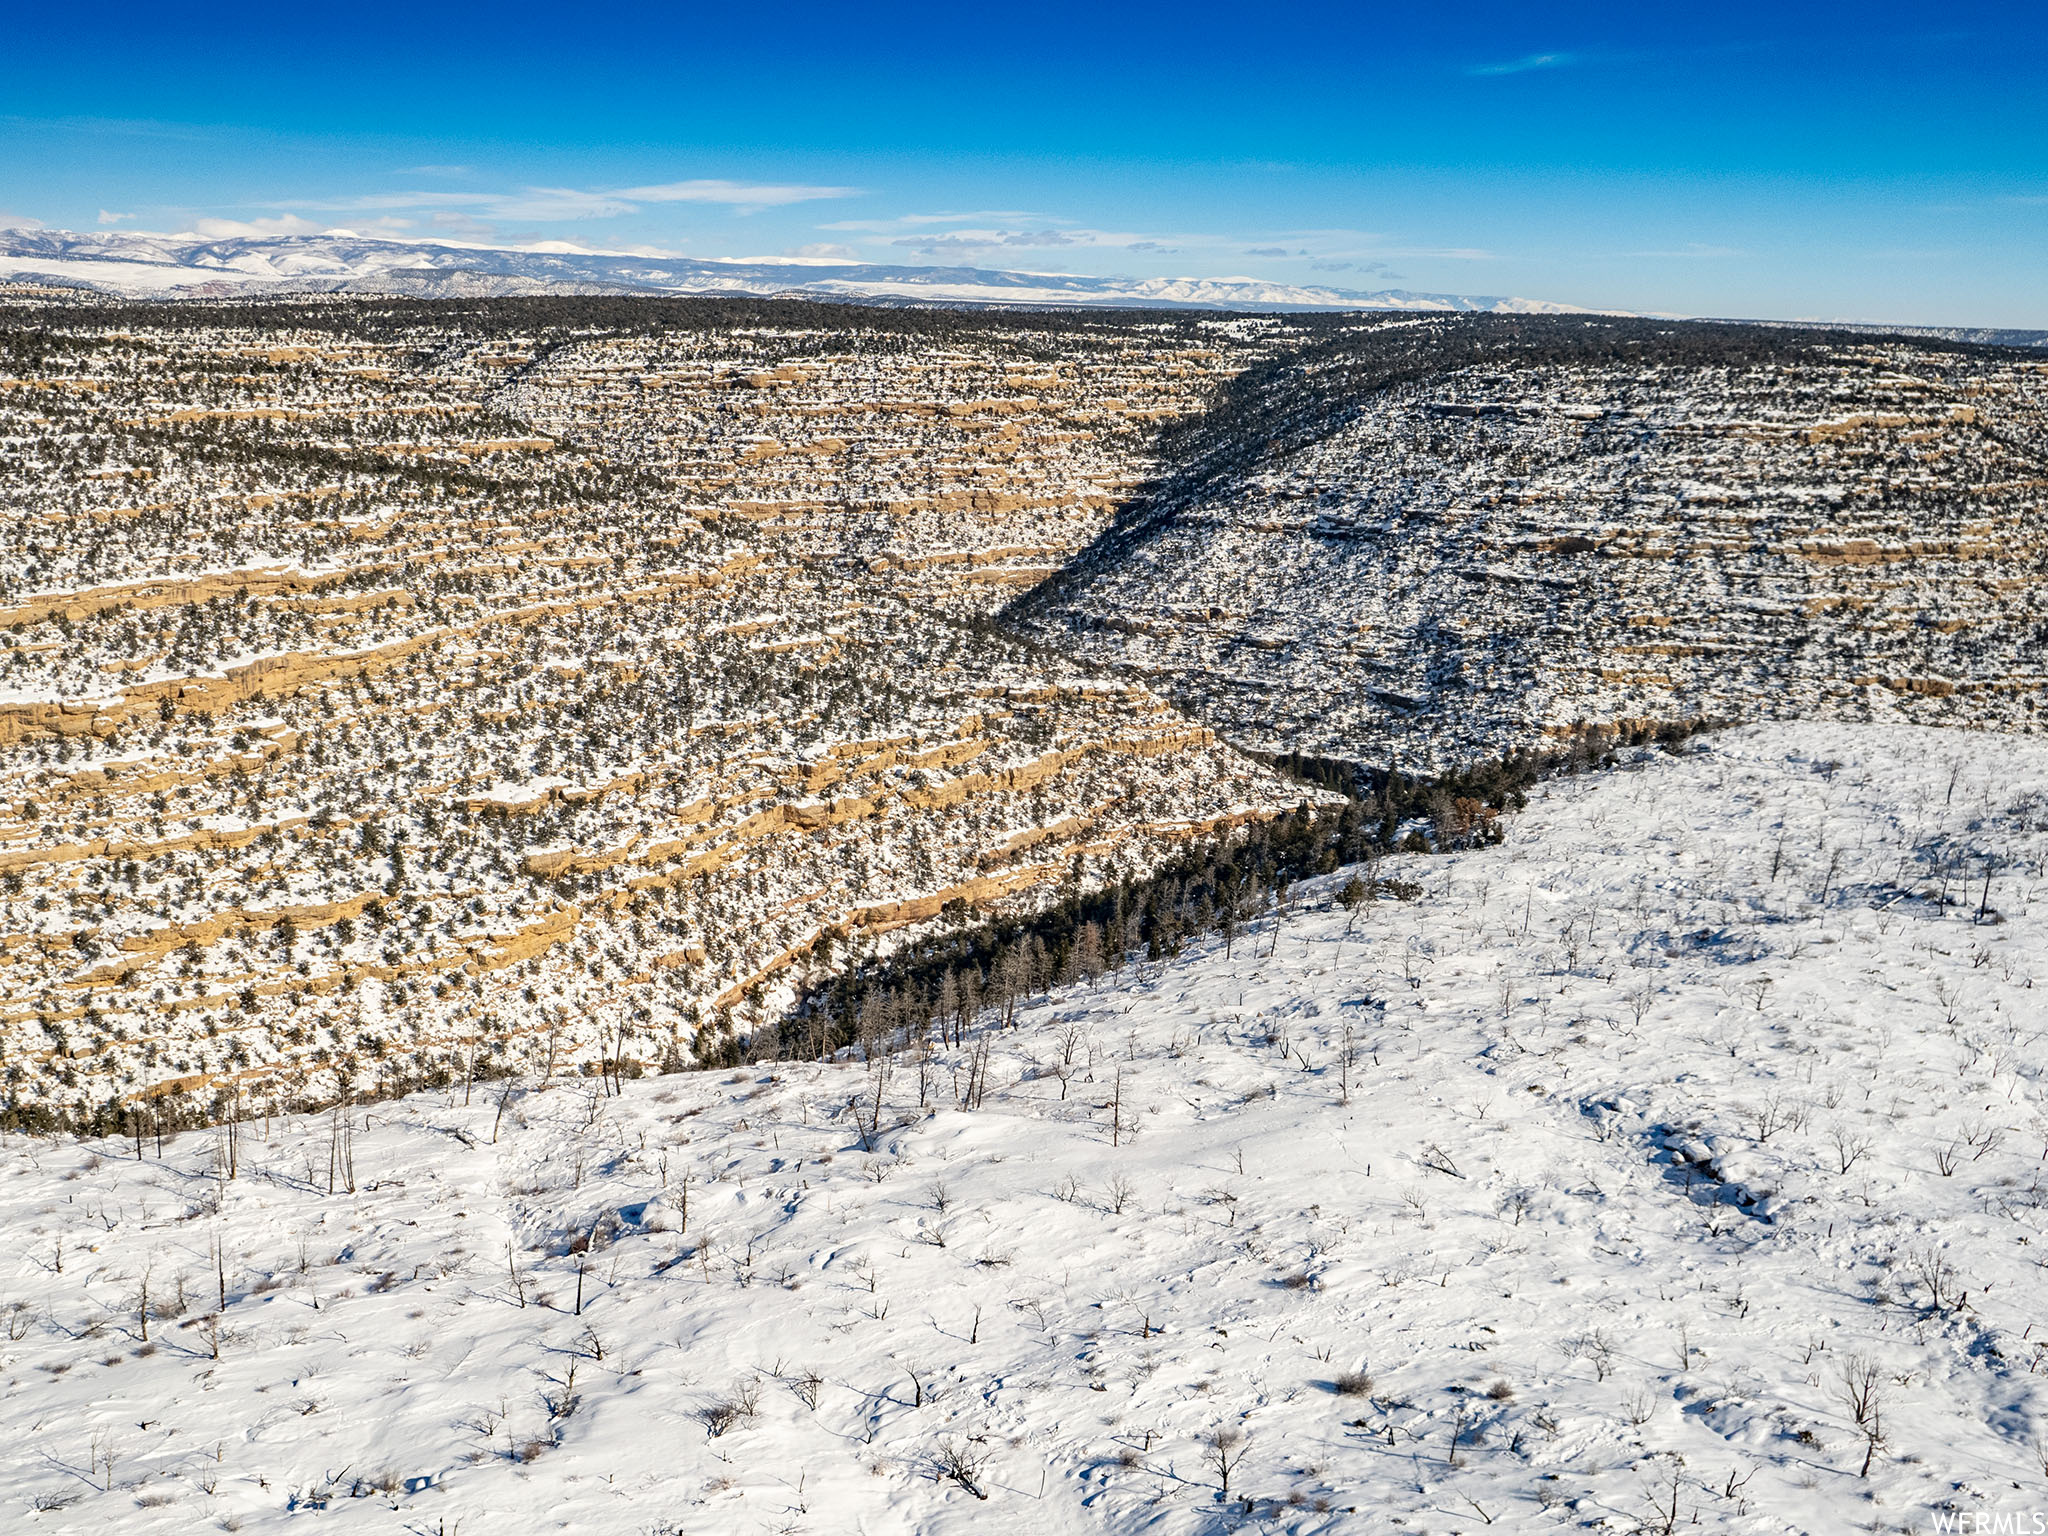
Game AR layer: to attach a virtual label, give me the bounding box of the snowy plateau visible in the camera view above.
[3,723,2046,1536]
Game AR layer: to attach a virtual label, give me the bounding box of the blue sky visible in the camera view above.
[5,1,2044,325]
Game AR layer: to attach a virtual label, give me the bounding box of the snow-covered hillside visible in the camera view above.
[0,303,1307,1117]
[0,227,1590,313]
[3,723,2044,1534]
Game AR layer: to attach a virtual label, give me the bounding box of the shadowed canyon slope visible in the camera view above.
[1008,317,2048,770]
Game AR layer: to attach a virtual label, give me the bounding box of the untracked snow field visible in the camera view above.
[3,723,2045,1535]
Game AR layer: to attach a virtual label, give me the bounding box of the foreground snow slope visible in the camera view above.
[3,722,2045,1535]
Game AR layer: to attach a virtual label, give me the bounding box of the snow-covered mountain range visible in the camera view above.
[0,226,1592,313]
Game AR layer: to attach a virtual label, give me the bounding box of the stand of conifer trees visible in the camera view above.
[727,717,1712,1069]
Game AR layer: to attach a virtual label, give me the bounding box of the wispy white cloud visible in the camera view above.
[1231,240,1403,278]
[831,217,1448,274]
[619,179,859,209]
[345,217,425,237]
[486,187,640,221]
[1380,245,1495,260]
[426,210,502,243]
[820,210,1047,233]
[191,214,322,238]
[279,188,634,220]
[96,209,136,226]
[1310,258,1399,277]
[281,191,496,213]
[895,230,1078,254]
[887,226,1189,259]
[1468,51,1575,77]
[1616,243,1747,260]
[272,179,856,228]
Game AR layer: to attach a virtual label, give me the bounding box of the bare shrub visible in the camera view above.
[933,1436,990,1499]
[787,1371,823,1411]
[1904,1245,1966,1313]
[699,1377,762,1437]
[1562,1331,1615,1381]
[1829,1124,1874,1175]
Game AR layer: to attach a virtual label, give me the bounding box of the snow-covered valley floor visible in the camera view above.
[4,723,2045,1535]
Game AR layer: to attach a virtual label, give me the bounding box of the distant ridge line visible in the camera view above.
[1698,315,2048,349]
[0,226,1594,315]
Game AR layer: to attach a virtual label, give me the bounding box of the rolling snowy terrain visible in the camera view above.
[4,722,2044,1534]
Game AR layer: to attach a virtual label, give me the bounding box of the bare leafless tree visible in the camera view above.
[1834,1354,1888,1476]
[1202,1425,1248,1501]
